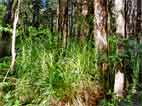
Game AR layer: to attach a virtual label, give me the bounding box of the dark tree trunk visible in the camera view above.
[68,0,75,36]
[32,0,40,27]
[136,0,142,41]
[87,0,94,40]
[125,0,139,37]
[2,0,14,41]
[58,0,68,47]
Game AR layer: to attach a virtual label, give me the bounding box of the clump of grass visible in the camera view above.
[6,27,102,105]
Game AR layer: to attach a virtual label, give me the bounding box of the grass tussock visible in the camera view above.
[0,27,104,106]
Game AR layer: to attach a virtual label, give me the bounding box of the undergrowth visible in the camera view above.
[0,26,142,106]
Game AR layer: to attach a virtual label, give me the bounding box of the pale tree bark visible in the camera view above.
[114,0,125,37]
[113,0,125,98]
[114,70,124,97]
[114,61,125,97]
[3,0,20,82]
[79,0,89,43]
[94,0,109,96]
[11,8,19,71]
[82,0,88,16]
[94,0,108,51]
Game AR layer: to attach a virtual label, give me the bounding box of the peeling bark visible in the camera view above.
[82,0,88,16]
[94,0,108,51]
[114,70,124,97]
[113,0,125,98]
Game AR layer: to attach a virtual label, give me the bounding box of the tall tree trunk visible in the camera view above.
[68,0,75,36]
[94,0,108,96]
[94,0,108,51]
[80,0,89,43]
[114,0,125,37]
[107,0,115,35]
[56,0,59,32]
[87,0,94,40]
[3,0,20,81]
[114,0,125,97]
[2,0,15,41]
[0,0,18,58]
[125,0,137,37]
[58,0,68,48]
[136,0,142,41]
[32,0,40,27]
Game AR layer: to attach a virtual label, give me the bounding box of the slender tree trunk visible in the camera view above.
[136,0,142,41]
[107,0,115,35]
[87,0,94,39]
[32,0,40,27]
[3,0,20,81]
[2,0,15,41]
[58,0,68,48]
[80,0,88,43]
[94,0,108,51]
[51,12,54,32]
[11,8,19,71]
[71,0,76,37]
[76,0,82,38]
[56,1,59,32]
[68,0,75,36]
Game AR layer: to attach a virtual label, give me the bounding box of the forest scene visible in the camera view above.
[0,0,142,106]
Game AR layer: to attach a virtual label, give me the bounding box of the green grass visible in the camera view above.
[0,26,142,106]
[0,27,100,105]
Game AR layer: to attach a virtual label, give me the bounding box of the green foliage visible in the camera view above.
[99,98,119,106]
[0,26,141,105]
[0,0,142,105]
[0,25,12,34]
[0,26,97,105]
[0,4,6,24]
